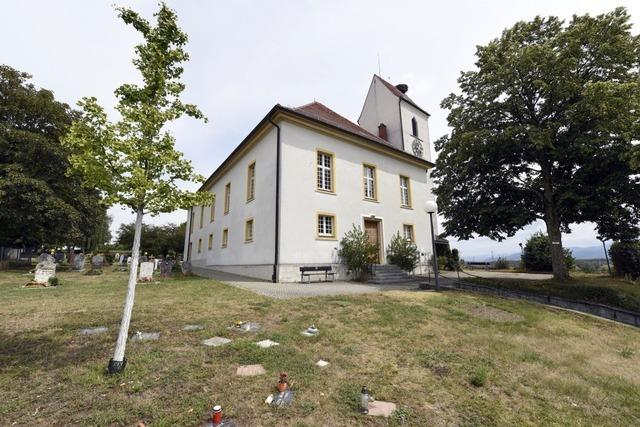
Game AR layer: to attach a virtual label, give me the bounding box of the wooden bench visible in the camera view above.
[299,266,335,283]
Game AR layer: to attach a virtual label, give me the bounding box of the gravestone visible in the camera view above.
[181,260,192,275]
[202,337,232,347]
[73,253,85,271]
[255,339,279,348]
[183,324,204,331]
[80,326,108,335]
[236,364,266,376]
[91,255,104,270]
[131,331,160,341]
[54,252,65,263]
[139,262,154,281]
[160,260,174,277]
[37,253,55,263]
[34,260,56,284]
[119,254,125,265]
[140,255,148,263]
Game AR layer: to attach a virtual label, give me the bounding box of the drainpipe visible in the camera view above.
[268,116,281,283]
[186,207,193,261]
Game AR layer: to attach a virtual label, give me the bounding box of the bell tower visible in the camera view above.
[357,75,431,162]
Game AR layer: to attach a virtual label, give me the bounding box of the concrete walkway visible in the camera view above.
[193,267,418,299]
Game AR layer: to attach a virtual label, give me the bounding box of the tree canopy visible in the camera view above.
[433,7,640,279]
[0,65,107,248]
[116,222,185,257]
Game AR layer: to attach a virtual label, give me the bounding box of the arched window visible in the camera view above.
[411,117,419,137]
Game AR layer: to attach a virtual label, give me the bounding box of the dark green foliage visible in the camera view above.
[469,368,488,387]
[386,232,420,272]
[522,232,574,272]
[47,276,60,287]
[0,65,108,247]
[338,225,377,281]
[438,248,461,271]
[494,257,509,270]
[609,241,640,279]
[116,222,185,256]
[433,8,640,280]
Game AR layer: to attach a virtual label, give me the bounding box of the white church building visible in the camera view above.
[184,75,436,282]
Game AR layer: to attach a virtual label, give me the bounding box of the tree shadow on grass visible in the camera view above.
[0,331,108,373]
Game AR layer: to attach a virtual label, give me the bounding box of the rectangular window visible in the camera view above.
[316,151,334,192]
[400,175,412,207]
[210,195,215,222]
[317,214,336,238]
[245,219,254,242]
[208,233,213,250]
[199,206,204,228]
[363,164,376,200]
[224,182,231,214]
[403,224,414,242]
[190,209,195,233]
[246,162,256,202]
[197,238,202,253]
[222,228,228,248]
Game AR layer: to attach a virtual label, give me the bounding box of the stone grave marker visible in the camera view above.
[203,336,232,347]
[367,401,397,417]
[54,252,65,263]
[183,324,204,331]
[37,253,55,263]
[34,260,56,284]
[229,321,261,333]
[236,364,266,377]
[131,331,160,341]
[160,260,174,277]
[80,326,108,335]
[255,339,279,348]
[91,255,104,269]
[139,261,154,281]
[181,260,192,275]
[73,253,85,271]
[316,360,330,367]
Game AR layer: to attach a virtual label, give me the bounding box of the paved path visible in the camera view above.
[441,270,552,280]
[193,267,418,299]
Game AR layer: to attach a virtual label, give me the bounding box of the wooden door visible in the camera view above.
[364,219,380,264]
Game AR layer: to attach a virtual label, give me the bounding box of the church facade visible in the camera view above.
[184,75,436,282]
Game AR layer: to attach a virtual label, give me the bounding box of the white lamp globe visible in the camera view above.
[424,200,438,213]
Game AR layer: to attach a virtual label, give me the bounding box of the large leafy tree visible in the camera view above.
[63,4,213,374]
[116,222,185,257]
[433,8,640,280]
[0,65,107,250]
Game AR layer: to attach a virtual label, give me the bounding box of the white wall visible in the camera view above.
[358,77,403,150]
[400,101,432,162]
[278,121,434,282]
[185,127,278,280]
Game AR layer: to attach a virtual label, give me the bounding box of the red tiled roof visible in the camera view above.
[291,101,389,145]
[374,75,430,117]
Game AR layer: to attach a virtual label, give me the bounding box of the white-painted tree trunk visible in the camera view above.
[112,207,144,363]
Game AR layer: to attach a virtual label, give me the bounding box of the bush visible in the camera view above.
[47,276,60,287]
[609,241,640,279]
[522,232,575,272]
[387,232,420,272]
[338,225,377,281]
[436,248,460,271]
[493,257,509,270]
[469,367,487,387]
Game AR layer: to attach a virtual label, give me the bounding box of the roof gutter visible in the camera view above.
[268,116,281,283]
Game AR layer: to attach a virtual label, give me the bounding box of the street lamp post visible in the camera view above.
[424,200,440,291]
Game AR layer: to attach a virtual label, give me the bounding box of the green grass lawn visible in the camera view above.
[1,269,639,426]
[463,273,640,312]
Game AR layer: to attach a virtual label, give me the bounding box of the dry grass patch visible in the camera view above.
[0,270,639,426]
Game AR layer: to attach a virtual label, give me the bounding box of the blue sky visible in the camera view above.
[3,0,638,258]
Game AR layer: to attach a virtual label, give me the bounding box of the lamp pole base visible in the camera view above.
[107,357,127,375]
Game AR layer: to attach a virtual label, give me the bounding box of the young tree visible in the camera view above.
[386,232,420,272]
[433,8,640,280]
[338,225,377,281]
[63,4,213,374]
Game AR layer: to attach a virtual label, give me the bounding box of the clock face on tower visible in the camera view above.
[412,138,424,158]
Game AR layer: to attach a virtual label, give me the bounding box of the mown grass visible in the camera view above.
[0,269,639,426]
[464,273,640,312]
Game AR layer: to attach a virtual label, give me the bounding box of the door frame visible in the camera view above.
[362,216,384,264]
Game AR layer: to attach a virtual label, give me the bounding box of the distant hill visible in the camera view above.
[481,244,611,262]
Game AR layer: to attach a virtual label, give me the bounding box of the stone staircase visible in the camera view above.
[367,264,413,284]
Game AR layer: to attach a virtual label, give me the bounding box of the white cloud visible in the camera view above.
[3,0,637,251]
